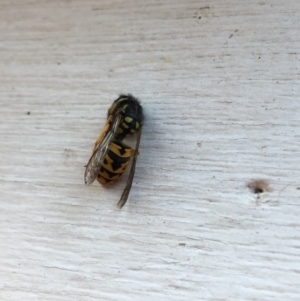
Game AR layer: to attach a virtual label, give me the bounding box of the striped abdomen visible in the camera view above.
[97,141,135,185]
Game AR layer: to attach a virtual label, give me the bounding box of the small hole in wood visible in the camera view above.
[247,179,271,194]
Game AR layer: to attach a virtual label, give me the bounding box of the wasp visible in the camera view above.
[84,94,144,208]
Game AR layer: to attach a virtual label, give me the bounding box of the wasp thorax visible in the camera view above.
[113,95,143,140]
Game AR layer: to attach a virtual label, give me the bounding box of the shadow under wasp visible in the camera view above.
[84,94,144,208]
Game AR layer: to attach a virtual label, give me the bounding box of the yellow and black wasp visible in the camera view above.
[84,94,144,208]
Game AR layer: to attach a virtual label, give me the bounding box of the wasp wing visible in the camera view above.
[117,128,142,208]
[84,114,123,185]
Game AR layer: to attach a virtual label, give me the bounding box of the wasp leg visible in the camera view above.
[117,128,142,209]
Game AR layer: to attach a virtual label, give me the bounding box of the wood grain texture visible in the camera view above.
[1,0,300,300]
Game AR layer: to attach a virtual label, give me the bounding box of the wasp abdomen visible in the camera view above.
[97,141,134,185]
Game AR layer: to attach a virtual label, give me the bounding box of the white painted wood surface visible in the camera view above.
[1,0,300,300]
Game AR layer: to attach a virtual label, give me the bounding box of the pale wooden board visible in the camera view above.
[0,0,300,300]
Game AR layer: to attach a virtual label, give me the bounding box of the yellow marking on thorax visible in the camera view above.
[125,117,133,123]
[122,122,129,129]
[116,127,123,135]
